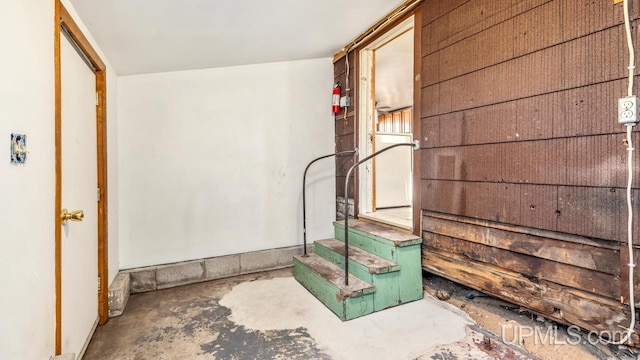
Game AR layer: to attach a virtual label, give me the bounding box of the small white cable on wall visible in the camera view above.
[617,121,637,345]
[344,45,351,126]
[609,0,638,345]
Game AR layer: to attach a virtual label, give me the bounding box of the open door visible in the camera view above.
[55,3,108,357]
[358,17,415,230]
[59,31,99,357]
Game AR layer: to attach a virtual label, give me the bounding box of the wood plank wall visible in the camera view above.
[378,107,413,133]
[418,0,640,342]
[333,0,640,343]
[334,52,357,200]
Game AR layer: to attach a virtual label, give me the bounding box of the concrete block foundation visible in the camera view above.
[108,272,130,317]
[124,244,309,296]
[204,254,240,280]
[157,261,204,289]
[240,249,279,273]
[129,268,157,293]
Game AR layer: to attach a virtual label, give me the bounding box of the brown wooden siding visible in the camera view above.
[334,0,640,344]
[420,0,640,241]
[334,52,357,199]
[418,0,640,343]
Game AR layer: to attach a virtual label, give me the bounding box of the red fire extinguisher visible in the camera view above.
[332,83,341,114]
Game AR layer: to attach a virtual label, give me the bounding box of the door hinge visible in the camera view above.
[98,276,101,292]
[96,92,99,106]
[97,187,101,202]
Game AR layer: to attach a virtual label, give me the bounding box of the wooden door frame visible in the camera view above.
[353,7,422,236]
[412,6,422,236]
[54,1,109,354]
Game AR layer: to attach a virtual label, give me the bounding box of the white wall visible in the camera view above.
[0,2,118,358]
[118,58,335,268]
[0,1,56,358]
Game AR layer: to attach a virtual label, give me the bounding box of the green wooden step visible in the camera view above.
[314,238,402,311]
[334,219,422,259]
[333,219,423,303]
[315,238,400,274]
[293,254,375,321]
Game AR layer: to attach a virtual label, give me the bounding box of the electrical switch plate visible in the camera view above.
[618,96,639,125]
[340,96,351,108]
[10,133,27,164]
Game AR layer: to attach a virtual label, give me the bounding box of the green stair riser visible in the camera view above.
[396,245,424,302]
[293,258,375,321]
[314,243,374,282]
[334,223,423,262]
[334,223,402,262]
[334,227,396,261]
[371,272,402,311]
[334,222,421,250]
[314,243,402,311]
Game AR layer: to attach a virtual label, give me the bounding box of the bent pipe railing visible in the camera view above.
[303,149,358,256]
[342,140,419,285]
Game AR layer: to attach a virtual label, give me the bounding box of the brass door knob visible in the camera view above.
[61,209,84,225]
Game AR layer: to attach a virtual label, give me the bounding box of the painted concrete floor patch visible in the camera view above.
[219,277,476,360]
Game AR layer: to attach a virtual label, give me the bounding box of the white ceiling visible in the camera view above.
[375,29,414,112]
[68,0,405,75]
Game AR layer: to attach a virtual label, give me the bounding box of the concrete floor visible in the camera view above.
[84,268,535,360]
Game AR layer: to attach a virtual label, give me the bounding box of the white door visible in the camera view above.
[60,33,99,357]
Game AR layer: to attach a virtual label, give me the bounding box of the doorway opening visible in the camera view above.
[358,17,414,230]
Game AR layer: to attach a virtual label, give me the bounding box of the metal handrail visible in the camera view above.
[303,149,358,256]
[342,140,419,285]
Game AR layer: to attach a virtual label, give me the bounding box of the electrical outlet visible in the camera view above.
[340,96,351,108]
[618,96,639,125]
[10,133,27,164]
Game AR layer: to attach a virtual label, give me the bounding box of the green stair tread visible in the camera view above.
[315,238,400,274]
[293,254,375,298]
[335,219,422,247]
